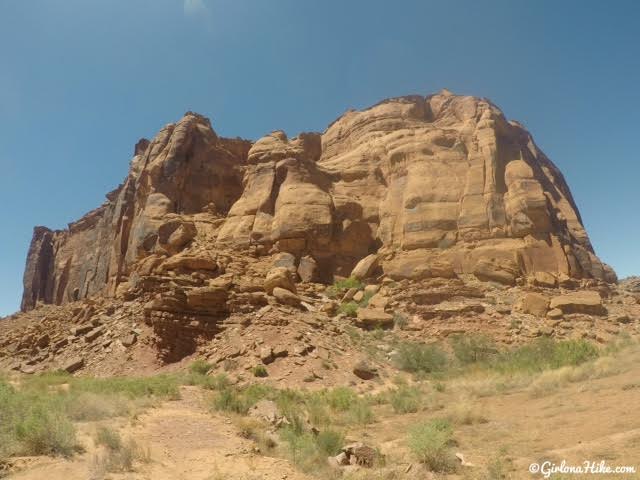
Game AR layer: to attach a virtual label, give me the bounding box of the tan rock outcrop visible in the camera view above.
[21,91,616,317]
[549,291,607,316]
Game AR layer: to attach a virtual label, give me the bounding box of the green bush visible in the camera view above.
[394,342,449,374]
[450,333,497,365]
[493,338,599,373]
[407,419,457,473]
[189,359,213,376]
[326,277,363,299]
[315,429,344,456]
[347,400,375,425]
[359,291,375,307]
[252,365,268,377]
[0,379,78,458]
[15,407,77,457]
[211,384,276,415]
[389,386,422,414]
[185,372,231,390]
[66,375,180,400]
[338,301,359,317]
[393,312,409,330]
[0,373,183,461]
[324,387,357,412]
[96,426,122,451]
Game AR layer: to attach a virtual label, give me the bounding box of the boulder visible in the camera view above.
[121,333,137,347]
[297,255,318,282]
[260,347,274,364]
[71,324,93,336]
[547,308,563,320]
[186,286,229,314]
[85,326,105,342]
[519,292,550,317]
[473,259,518,286]
[351,254,379,280]
[532,271,557,288]
[272,252,297,274]
[264,267,296,294]
[342,442,378,467]
[248,399,285,426]
[549,291,607,316]
[355,308,394,329]
[63,356,84,373]
[272,287,301,307]
[342,287,358,302]
[160,252,219,272]
[352,359,378,380]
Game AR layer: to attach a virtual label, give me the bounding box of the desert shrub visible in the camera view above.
[338,301,359,317]
[326,277,363,298]
[394,342,449,374]
[311,387,373,426]
[189,359,213,375]
[393,312,409,330]
[324,387,357,412]
[94,428,149,473]
[359,291,375,307]
[0,380,77,458]
[96,426,122,451]
[315,429,344,456]
[389,385,422,414]
[212,383,276,415]
[252,365,268,377]
[334,277,364,291]
[447,400,488,425]
[280,427,321,471]
[346,400,375,425]
[0,373,182,463]
[15,406,77,457]
[305,395,330,427]
[189,373,231,391]
[407,419,458,473]
[67,375,180,400]
[279,425,345,474]
[212,388,248,414]
[66,392,131,421]
[493,338,598,373]
[450,333,497,365]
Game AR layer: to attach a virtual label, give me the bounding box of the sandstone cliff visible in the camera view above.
[21,90,616,313]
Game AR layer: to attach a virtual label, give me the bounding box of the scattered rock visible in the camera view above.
[351,254,379,280]
[519,292,550,317]
[547,308,564,320]
[85,326,105,342]
[264,267,296,294]
[353,359,378,380]
[272,287,301,307]
[62,356,84,373]
[121,333,137,347]
[549,291,607,316]
[532,271,557,288]
[297,255,318,282]
[355,308,394,329]
[473,259,518,286]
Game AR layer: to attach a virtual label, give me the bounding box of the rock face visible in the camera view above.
[21,91,616,316]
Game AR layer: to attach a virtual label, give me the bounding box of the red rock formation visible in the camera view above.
[21,91,616,313]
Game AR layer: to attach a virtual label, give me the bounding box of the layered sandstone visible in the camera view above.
[22,90,616,316]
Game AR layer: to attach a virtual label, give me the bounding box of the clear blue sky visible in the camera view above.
[1,1,639,316]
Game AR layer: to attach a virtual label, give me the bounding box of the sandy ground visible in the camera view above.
[7,387,311,480]
[5,353,640,480]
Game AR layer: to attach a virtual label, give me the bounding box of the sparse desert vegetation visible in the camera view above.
[1,334,639,479]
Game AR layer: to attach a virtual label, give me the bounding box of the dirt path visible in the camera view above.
[8,387,311,480]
